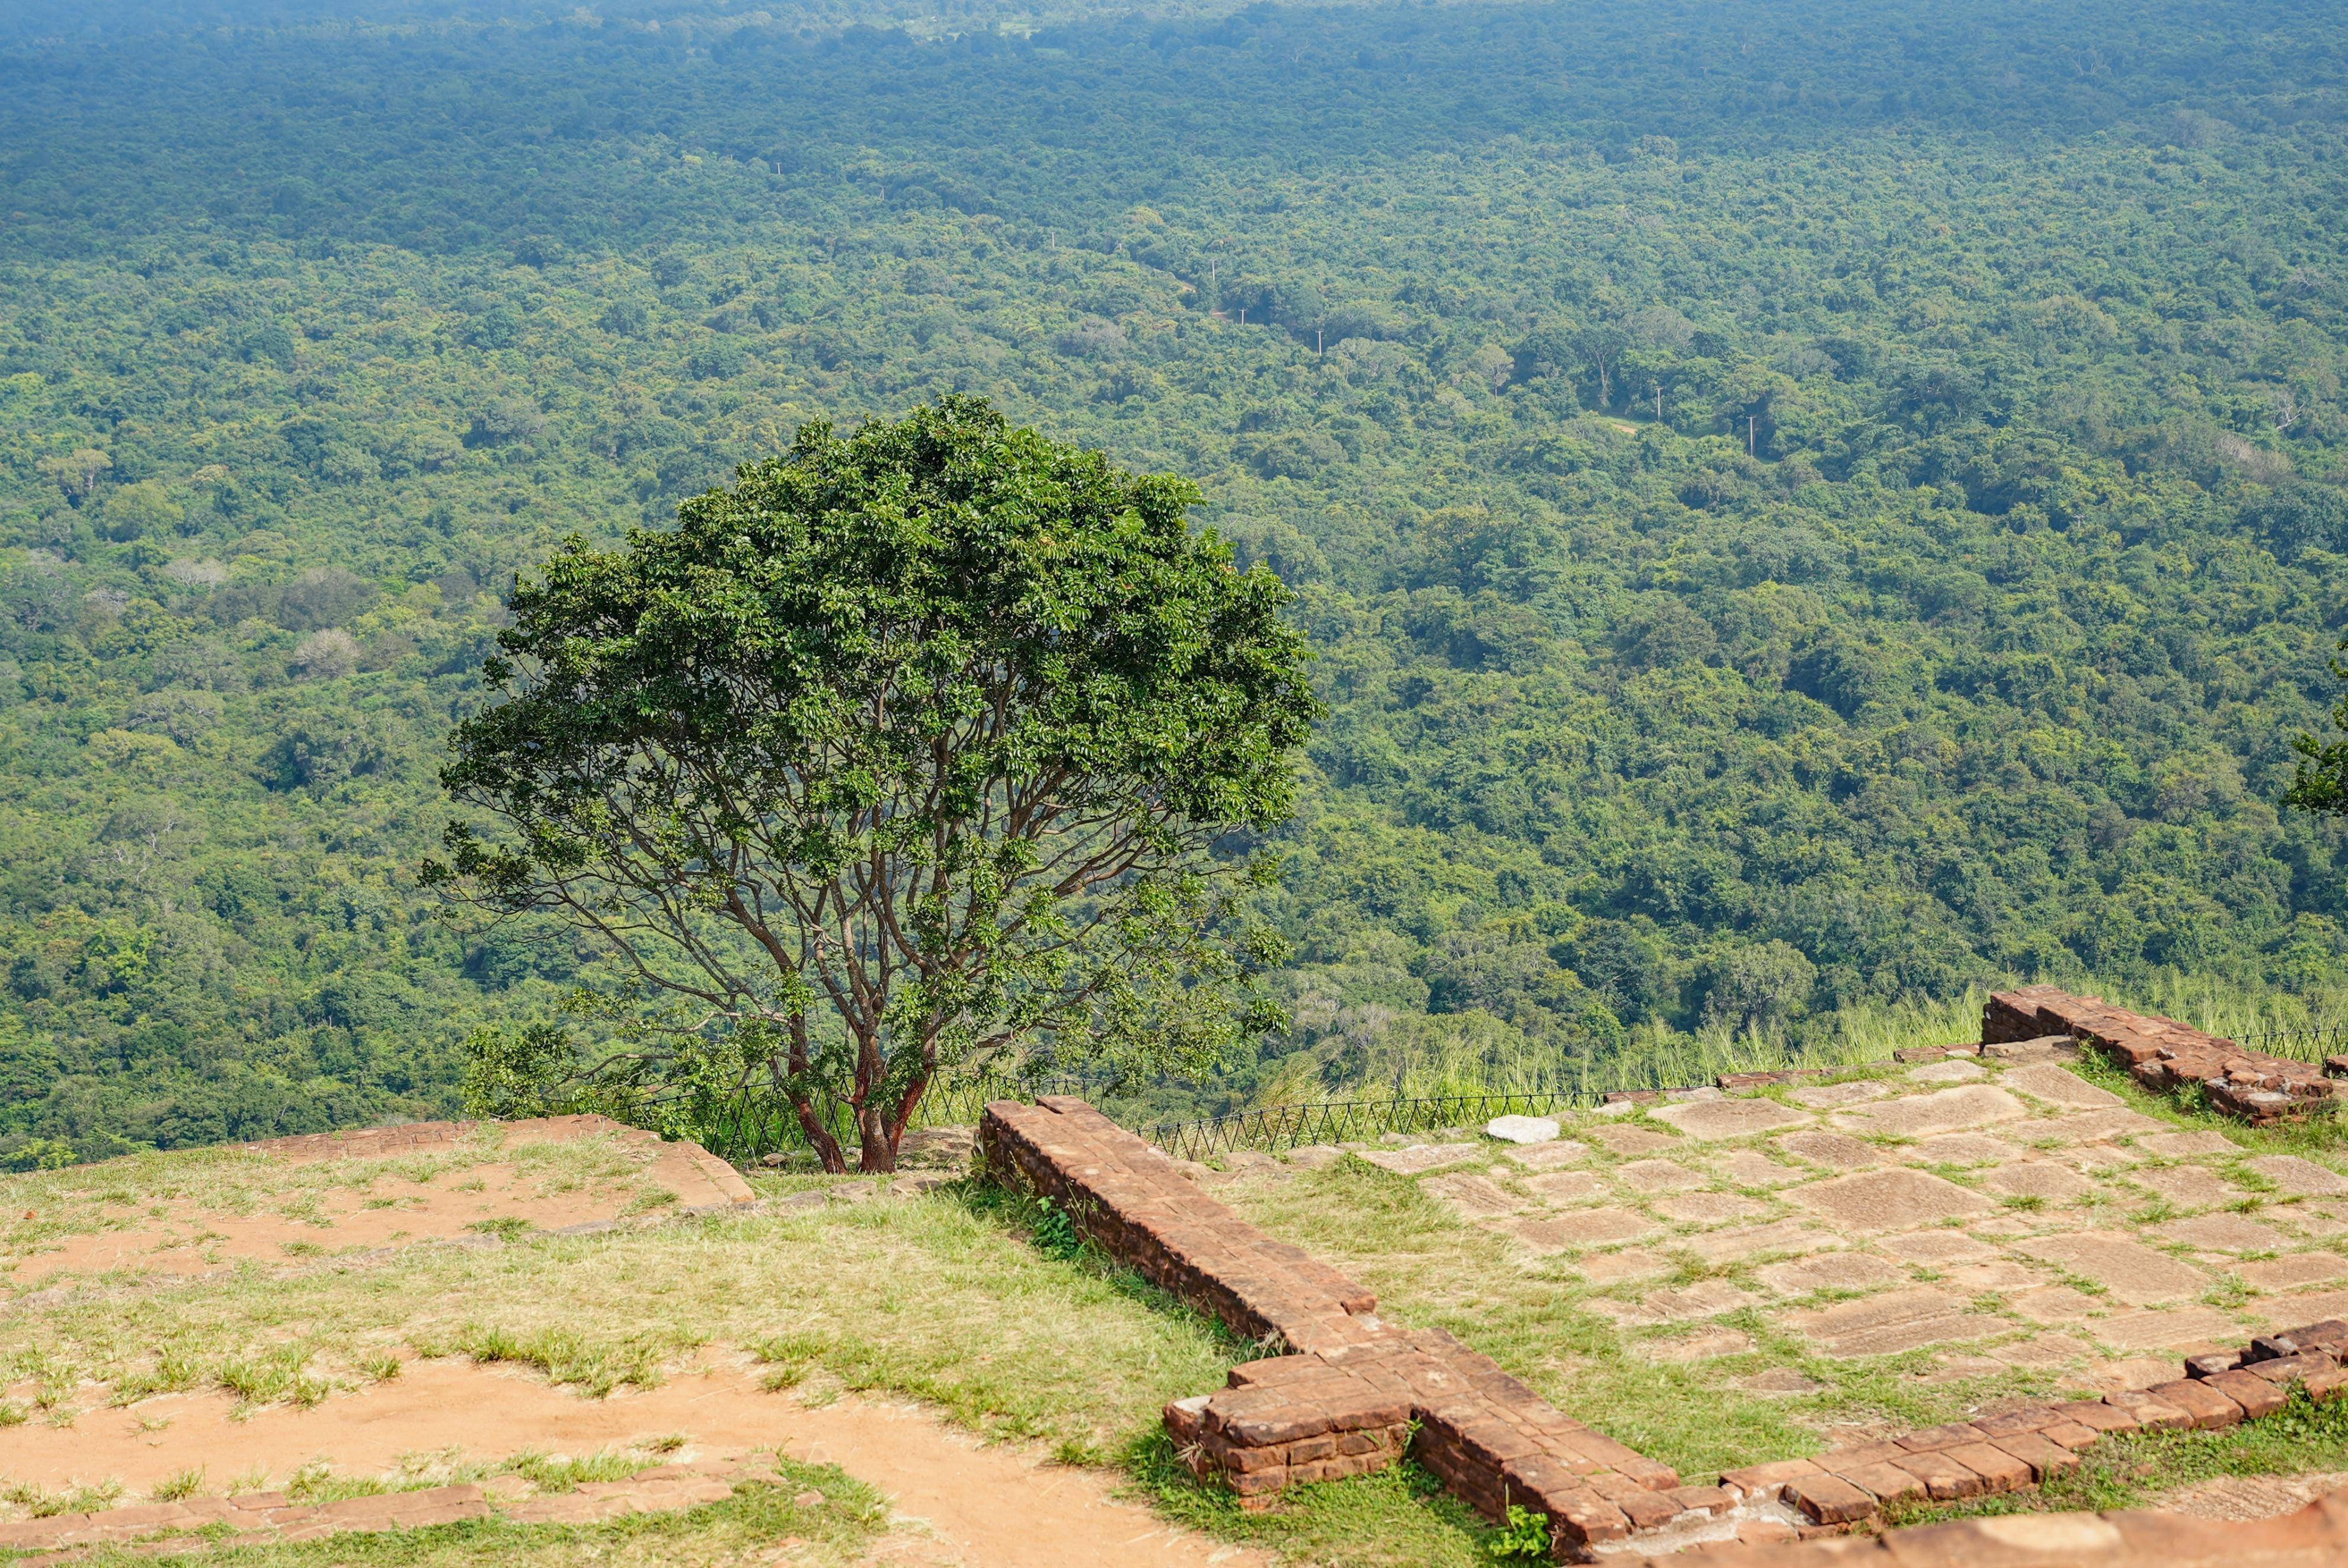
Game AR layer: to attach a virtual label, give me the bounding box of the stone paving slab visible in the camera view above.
[1787,1167,1997,1233]
[1357,1143,1483,1175]
[1653,1192,1767,1227]
[1984,1161,2097,1203]
[1879,1230,2001,1265]
[1502,1140,1592,1170]
[2014,1233,2208,1305]
[1787,1080,1894,1109]
[1423,1172,1523,1218]
[1615,1159,1707,1193]
[1712,1151,1806,1187]
[2242,1255,2348,1292]
[1646,1099,1813,1142]
[2130,1166,2248,1208]
[1773,1130,1882,1169]
[2153,1212,2292,1253]
[1755,1253,1909,1296]
[1832,1084,2030,1139]
[1520,1170,1610,1205]
[1782,1288,2002,1358]
[2247,1157,2348,1198]
[1913,1131,2018,1166]
[1588,1127,1682,1156]
[2003,1063,2127,1108]
[2144,1131,2244,1158]
[2092,1307,2244,1353]
[1684,1218,1842,1263]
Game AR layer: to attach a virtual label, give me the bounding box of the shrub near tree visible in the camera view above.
[2286,636,2348,821]
[425,398,1319,1172]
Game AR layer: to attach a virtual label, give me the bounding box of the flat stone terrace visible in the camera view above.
[984,1026,2348,1558]
[1396,1042,2348,1379]
[980,1096,1695,1554]
[1989,985,2340,1122]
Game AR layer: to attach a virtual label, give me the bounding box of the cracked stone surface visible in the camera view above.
[2013,1232,2208,1305]
[1648,1098,1813,1142]
[1787,1167,1998,1233]
[1832,1084,2030,1138]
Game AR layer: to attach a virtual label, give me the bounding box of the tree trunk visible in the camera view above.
[851,1019,895,1172]
[783,1013,849,1173]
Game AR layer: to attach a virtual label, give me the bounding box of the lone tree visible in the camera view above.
[2284,634,2348,819]
[426,398,1318,1171]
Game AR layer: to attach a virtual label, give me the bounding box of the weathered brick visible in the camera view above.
[1718,1458,1822,1501]
[2103,1390,2192,1431]
[1943,1442,2033,1493]
[1546,1490,1632,1547]
[1990,1431,2081,1483]
[2064,1400,2143,1435]
[2151,1378,2245,1429]
[1611,1487,1683,1531]
[2203,1368,2286,1422]
[1663,1484,1735,1516]
[2246,1351,2339,1387]
[1887,1449,1984,1500]
[2039,1420,2103,1452]
[1896,1422,1988,1452]
[1970,1406,2058,1438]
[1828,1461,1927,1506]
[1786,1474,1877,1525]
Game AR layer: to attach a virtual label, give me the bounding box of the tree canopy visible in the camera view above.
[2286,638,2348,821]
[427,398,1315,1169]
[2,0,2346,1164]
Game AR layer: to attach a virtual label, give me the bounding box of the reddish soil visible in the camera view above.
[1,1359,1262,1567]
[5,1117,750,1290]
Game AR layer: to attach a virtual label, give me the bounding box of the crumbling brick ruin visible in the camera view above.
[979,1097,1700,1553]
[980,987,2348,1559]
[1988,985,2340,1123]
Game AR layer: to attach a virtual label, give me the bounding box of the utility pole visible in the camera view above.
[1747,415,1757,456]
[1239,308,1247,325]
[1317,329,1324,355]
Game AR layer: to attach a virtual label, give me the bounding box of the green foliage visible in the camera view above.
[2285,636,2348,818]
[1029,1196,1082,1260]
[1485,1504,1552,1559]
[1,0,2346,1164]
[425,397,1316,1167]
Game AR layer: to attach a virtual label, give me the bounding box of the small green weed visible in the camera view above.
[466,1215,533,1241]
[1030,1196,1081,1259]
[152,1467,205,1502]
[220,1348,328,1409]
[501,1449,648,1492]
[1486,1504,1551,1559]
[455,1323,674,1397]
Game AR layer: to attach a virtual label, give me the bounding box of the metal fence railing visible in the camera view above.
[2212,1023,2348,1064]
[1140,1090,1648,1164]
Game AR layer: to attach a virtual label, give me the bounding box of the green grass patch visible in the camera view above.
[17,1460,885,1568]
[450,1325,677,1399]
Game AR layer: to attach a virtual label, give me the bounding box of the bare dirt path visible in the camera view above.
[0,1359,1262,1567]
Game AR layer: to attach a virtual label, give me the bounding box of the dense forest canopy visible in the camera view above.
[2,0,2345,1161]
